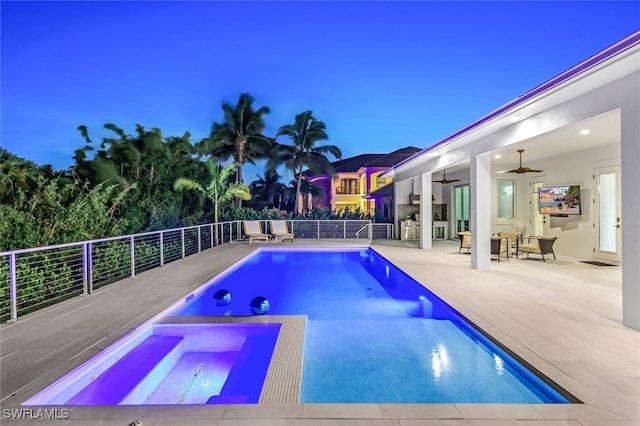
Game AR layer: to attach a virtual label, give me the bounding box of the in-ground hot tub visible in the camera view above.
[24,323,281,405]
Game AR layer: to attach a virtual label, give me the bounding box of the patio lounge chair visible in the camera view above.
[270,220,294,243]
[457,231,471,254]
[517,236,557,262]
[243,221,270,244]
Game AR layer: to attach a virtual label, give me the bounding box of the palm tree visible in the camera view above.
[268,110,342,214]
[249,170,287,211]
[298,178,324,210]
[204,93,274,190]
[174,161,251,233]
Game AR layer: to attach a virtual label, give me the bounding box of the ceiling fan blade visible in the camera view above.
[502,150,543,173]
[434,168,460,184]
[434,178,460,184]
[504,167,543,174]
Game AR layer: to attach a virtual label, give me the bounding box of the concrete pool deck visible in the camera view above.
[1,239,638,425]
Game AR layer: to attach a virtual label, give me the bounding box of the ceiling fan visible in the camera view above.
[504,149,543,174]
[433,169,460,184]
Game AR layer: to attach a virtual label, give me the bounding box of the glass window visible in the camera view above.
[376,176,389,188]
[497,180,515,219]
[337,179,359,194]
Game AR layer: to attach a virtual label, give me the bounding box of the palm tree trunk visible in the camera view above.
[295,170,303,214]
[235,138,245,207]
[214,188,220,245]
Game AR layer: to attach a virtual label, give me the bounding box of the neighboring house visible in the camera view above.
[304,147,420,217]
[381,31,640,330]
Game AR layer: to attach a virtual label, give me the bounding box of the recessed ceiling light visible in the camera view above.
[494,154,502,159]
[580,129,590,135]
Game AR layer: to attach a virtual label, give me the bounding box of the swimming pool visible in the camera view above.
[25,247,576,405]
[175,248,574,403]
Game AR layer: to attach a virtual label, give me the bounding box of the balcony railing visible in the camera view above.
[0,219,392,322]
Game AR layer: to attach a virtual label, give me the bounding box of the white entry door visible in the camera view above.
[594,166,621,263]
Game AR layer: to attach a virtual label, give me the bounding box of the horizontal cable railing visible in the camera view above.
[0,219,391,322]
[371,223,394,239]
[355,223,394,239]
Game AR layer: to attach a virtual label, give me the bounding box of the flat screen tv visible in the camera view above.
[538,185,581,215]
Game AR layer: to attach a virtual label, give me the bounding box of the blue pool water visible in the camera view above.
[176,248,572,404]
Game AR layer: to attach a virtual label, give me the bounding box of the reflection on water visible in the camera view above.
[431,345,451,384]
[494,354,505,375]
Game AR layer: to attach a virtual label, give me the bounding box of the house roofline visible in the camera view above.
[388,30,640,174]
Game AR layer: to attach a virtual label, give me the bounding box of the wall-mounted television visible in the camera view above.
[538,185,581,215]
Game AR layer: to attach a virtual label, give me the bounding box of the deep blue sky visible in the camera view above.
[2,1,639,181]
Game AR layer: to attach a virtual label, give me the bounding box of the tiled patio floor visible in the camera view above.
[1,239,638,425]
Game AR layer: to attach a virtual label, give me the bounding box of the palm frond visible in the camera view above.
[174,178,204,193]
[222,183,252,202]
[312,144,342,159]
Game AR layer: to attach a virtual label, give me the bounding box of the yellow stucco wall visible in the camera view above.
[328,170,392,213]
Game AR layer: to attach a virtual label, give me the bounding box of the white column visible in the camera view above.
[420,172,433,249]
[393,180,400,239]
[470,152,491,270]
[622,98,640,330]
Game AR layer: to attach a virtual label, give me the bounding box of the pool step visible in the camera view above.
[67,335,184,405]
[207,332,279,404]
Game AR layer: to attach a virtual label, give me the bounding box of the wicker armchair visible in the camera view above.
[494,231,523,255]
[517,236,557,262]
[457,231,471,254]
[491,237,509,262]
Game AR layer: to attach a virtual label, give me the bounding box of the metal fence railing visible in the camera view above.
[0,219,392,323]
[355,223,394,240]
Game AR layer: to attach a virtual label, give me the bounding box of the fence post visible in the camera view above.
[9,253,17,322]
[197,227,202,253]
[181,228,185,258]
[344,221,346,239]
[82,243,88,296]
[88,242,93,294]
[130,236,136,278]
[369,221,373,239]
[159,232,164,267]
[210,224,214,248]
[317,221,320,239]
